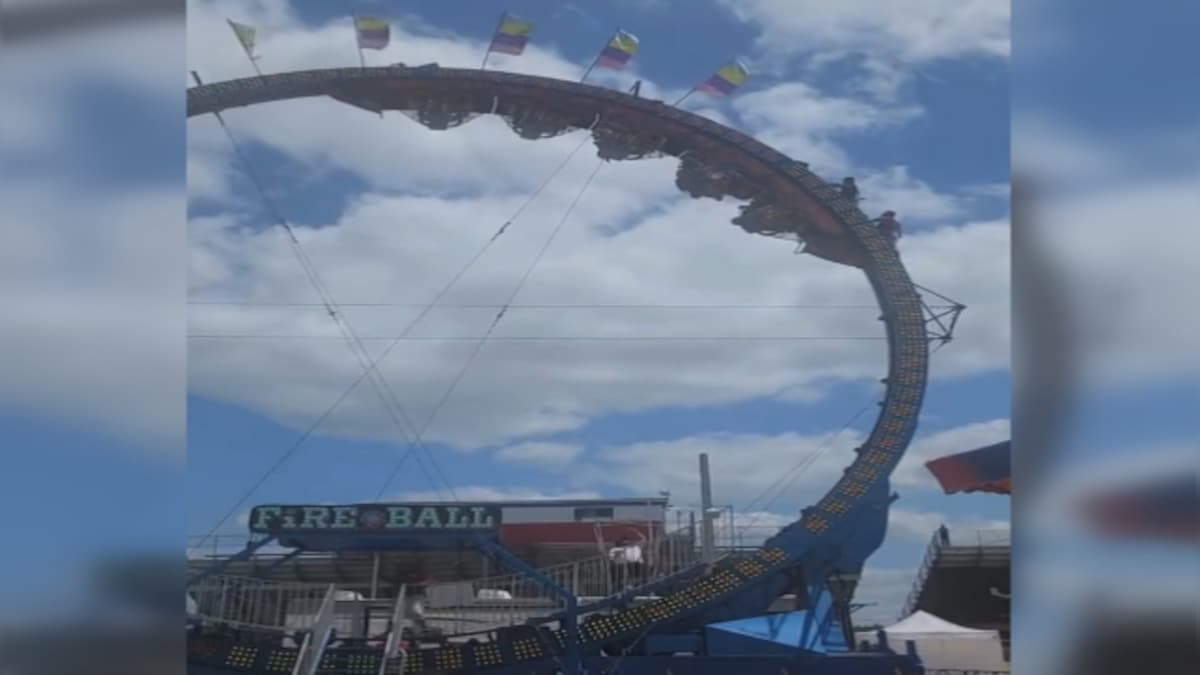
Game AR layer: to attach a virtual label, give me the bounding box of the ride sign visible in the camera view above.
[249,503,502,535]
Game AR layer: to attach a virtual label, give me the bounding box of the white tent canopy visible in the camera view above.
[859,611,1008,672]
[884,610,997,638]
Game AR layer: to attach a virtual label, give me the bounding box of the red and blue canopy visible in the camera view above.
[1081,474,1198,540]
[925,440,1011,495]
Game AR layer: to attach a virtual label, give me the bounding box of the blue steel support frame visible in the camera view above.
[798,572,829,650]
[477,538,583,675]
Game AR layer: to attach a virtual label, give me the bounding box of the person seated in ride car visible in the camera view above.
[836,177,859,201]
[873,210,901,245]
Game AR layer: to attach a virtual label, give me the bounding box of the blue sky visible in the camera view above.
[182,0,1012,622]
[0,0,1191,656]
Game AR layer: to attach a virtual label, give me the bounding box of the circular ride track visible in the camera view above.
[187,66,929,674]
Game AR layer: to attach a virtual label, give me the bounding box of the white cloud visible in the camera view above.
[892,418,1010,489]
[570,419,1012,514]
[184,3,1010,469]
[0,16,187,457]
[1,179,185,456]
[718,0,1010,66]
[1015,115,1200,386]
[901,220,1011,377]
[186,139,1008,450]
[888,507,1009,543]
[495,441,584,468]
[857,166,965,224]
[393,486,602,503]
[581,429,868,509]
[196,178,998,447]
[1037,176,1200,386]
[733,83,923,175]
[185,0,966,209]
[727,507,1007,550]
[852,566,919,624]
[962,182,1010,200]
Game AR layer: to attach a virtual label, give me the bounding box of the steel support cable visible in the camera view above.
[373,160,606,500]
[192,109,449,553]
[275,204,449,502]
[191,116,595,551]
[336,135,596,501]
[735,395,878,537]
[189,334,888,341]
[188,301,887,309]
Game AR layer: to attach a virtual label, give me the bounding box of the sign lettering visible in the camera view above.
[249,503,502,534]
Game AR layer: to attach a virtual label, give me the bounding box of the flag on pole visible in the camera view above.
[227,19,257,59]
[697,59,750,96]
[354,16,390,50]
[595,29,639,70]
[489,13,534,56]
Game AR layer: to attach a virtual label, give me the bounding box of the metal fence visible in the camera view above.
[188,574,336,632]
[188,573,411,643]
[900,526,1012,619]
[187,534,290,559]
[418,515,747,637]
[959,529,1011,547]
[185,508,781,637]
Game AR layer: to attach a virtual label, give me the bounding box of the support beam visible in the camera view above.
[187,536,277,587]
[370,552,381,599]
[699,453,716,567]
[477,539,582,675]
[252,548,302,579]
[299,585,338,675]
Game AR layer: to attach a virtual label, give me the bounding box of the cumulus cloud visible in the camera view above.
[726,507,1007,550]
[853,566,919,624]
[563,418,1012,515]
[717,0,1010,69]
[184,2,1012,509]
[732,82,923,173]
[579,429,868,509]
[892,418,1010,488]
[1,16,185,456]
[495,441,584,468]
[186,99,1008,451]
[1036,178,1200,386]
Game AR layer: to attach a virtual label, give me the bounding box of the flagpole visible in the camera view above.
[673,86,697,107]
[351,14,381,118]
[227,19,263,78]
[353,14,366,69]
[579,54,600,83]
[481,11,506,70]
[580,30,613,83]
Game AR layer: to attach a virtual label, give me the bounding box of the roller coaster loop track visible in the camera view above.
[186,65,930,675]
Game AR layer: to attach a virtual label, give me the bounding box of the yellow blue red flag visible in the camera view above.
[355,16,390,50]
[697,59,750,96]
[596,29,639,70]
[489,13,534,55]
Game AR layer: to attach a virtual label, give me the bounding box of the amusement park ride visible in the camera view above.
[186,63,964,675]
